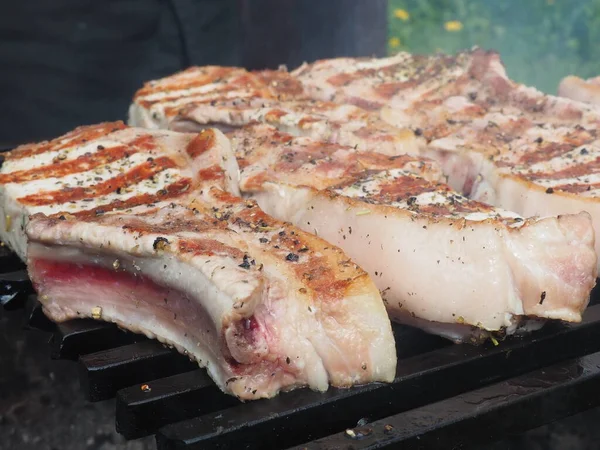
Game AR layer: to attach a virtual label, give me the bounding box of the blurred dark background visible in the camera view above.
[0,0,387,146]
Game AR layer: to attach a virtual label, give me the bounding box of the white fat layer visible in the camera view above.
[247,182,593,332]
[9,151,156,197]
[3,140,122,174]
[249,183,522,331]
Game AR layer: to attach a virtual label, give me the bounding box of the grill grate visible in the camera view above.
[3,251,600,449]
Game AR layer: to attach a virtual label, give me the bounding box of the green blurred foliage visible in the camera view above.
[388,0,600,94]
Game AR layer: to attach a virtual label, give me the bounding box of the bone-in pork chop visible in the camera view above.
[228,124,597,343]
[128,66,421,156]
[0,123,397,399]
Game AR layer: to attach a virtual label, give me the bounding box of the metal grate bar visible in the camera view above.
[0,246,25,273]
[293,351,600,450]
[50,319,148,360]
[23,296,56,332]
[116,370,239,440]
[4,247,600,448]
[79,340,198,402]
[154,305,600,450]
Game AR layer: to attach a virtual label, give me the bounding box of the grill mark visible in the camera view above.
[110,212,230,235]
[206,188,245,207]
[198,165,225,181]
[64,178,192,219]
[178,239,246,260]
[157,85,264,114]
[375,81,416,98]
[18,156,177,206]
[6,122,127,161]
[187,129,217,159]
[271,144,343,174]
[325,61,411,88]
[357,153,416,168]
[135,67,244,100]
[551,182,599,194]
[169,92,267,118]
[525,157,600,180]
[417,198,496,216]
[0,135,155,184]
[516,132,598,166]
[377,176,443,199]
[138,72,269,110]
[263,109,289,121]
[242,172,269,192]
[519,143,579,166]
[253,70,305,98]
[327,72,360,87]
[297,116,322,128]
[353,126,394,142]
[345,96,385,111]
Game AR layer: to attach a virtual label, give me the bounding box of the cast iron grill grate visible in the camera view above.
[3,236,600,449]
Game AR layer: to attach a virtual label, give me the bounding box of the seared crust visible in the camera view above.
[292,48,600,202]
[230,123,441,191]
[129,66,421,156]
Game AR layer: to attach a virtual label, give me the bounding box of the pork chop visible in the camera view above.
[229,124,597,343]
[128,66,421,156]
[1,123,397,399]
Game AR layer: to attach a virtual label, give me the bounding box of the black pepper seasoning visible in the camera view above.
[286,253,299,262]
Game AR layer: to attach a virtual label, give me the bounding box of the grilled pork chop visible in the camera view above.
[292,48,600,266]
[1,122,397,399]
[558,75,600,106]
[129,66,421,156]
[229,124,597,343]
